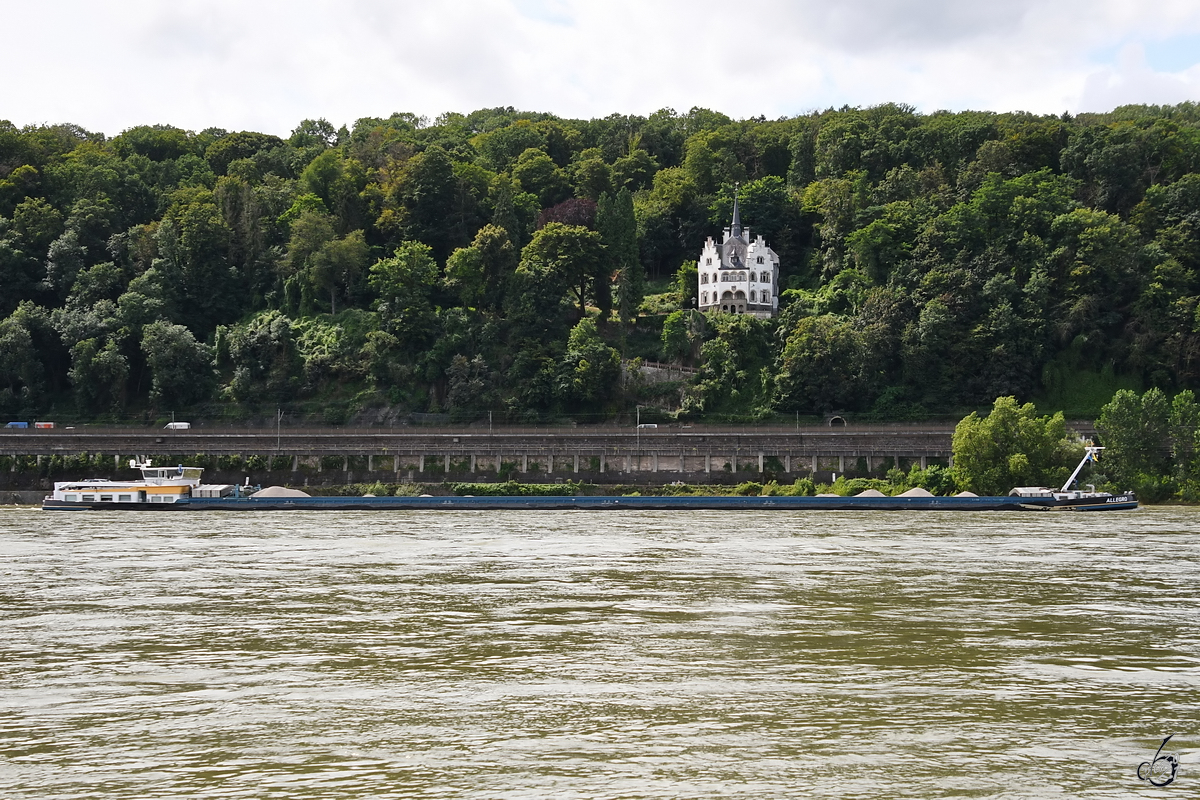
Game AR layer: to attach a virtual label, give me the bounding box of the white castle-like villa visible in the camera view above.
[697,193,779,318]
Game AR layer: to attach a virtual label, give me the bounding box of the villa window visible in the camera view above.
[701,273,708,284]
[750,290,757,302]
[705,258,712,265]
[757,256,764,264]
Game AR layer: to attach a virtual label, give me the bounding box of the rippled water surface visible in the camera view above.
[1,507,1198,798]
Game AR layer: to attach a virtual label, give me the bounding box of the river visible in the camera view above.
[1,507,1196,798]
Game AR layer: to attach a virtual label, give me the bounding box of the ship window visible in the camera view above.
[118,494,131,502]
[83,495,95,502]
[65,494,78,502]
[100,495,113,502]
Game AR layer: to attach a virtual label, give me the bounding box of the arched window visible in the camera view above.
[705,258,712,265]
[750,290,757,302]
[762,290,769,302]
[702,291,708,304]
[701,273,708,284]
[756,256,764,264]
[749,272,757,283]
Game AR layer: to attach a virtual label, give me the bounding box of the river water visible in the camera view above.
[1,507,1197,799]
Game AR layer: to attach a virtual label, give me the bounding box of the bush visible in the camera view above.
[447,480,585,496]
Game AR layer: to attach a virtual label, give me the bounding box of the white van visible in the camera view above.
[164,422,192,430]
[636,423,658,429]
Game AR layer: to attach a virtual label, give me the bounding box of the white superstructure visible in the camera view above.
[48,459,208,506]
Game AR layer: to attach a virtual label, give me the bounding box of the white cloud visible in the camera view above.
[1080,43,1200,111]
[2,0,1199,137]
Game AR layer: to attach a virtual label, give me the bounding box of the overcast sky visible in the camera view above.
[4,0,1200,137]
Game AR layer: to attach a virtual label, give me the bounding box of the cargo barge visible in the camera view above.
[42,455,1138,512]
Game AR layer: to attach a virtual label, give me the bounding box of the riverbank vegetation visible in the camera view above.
[3,103,1200,426]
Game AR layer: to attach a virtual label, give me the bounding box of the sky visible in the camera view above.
[4,0,1200,137]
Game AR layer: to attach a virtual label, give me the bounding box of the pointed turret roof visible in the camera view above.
[730,185,742,239]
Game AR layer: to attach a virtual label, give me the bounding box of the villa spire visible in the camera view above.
[730,184,742,239]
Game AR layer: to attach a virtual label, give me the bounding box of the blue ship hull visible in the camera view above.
[42,493,1138,512]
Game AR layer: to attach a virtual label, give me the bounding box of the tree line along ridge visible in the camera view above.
[2,102,1200,425]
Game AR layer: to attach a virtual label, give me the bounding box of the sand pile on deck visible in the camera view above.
[854,489,887,497]
[955,491,979,497]
[897,487,935,497]
[251,486,311,498]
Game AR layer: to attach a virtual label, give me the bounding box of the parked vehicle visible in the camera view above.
[33,422,54,429]
[5,422,29,428]
[164,422,191,430]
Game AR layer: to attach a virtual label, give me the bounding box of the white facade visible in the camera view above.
[696,198,779,318]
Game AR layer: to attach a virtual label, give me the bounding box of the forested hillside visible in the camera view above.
[2,103,1200,423]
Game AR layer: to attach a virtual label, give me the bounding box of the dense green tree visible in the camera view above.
[377,144,464,262]
[1170,389,1200,496]
[596,188,641,323]
[141,320,216,406]
[369,241,439,343]
[683,314,772,416]
[68,336,128,413]
[205,131,286,175]
[515,223,606,320]
[660,309,705,364]
[142,188,239,334]
[951,396,1081,494]
[512,148,571,208]
[571,149,612,200]
[306,230,369,314]
[1095,388,1171,486]
[219,310,300,401]
[774,314,876,413]
[445,353,491,419]
[556,318,621,411]
[0,311,44,412]
[445,224,517,310]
